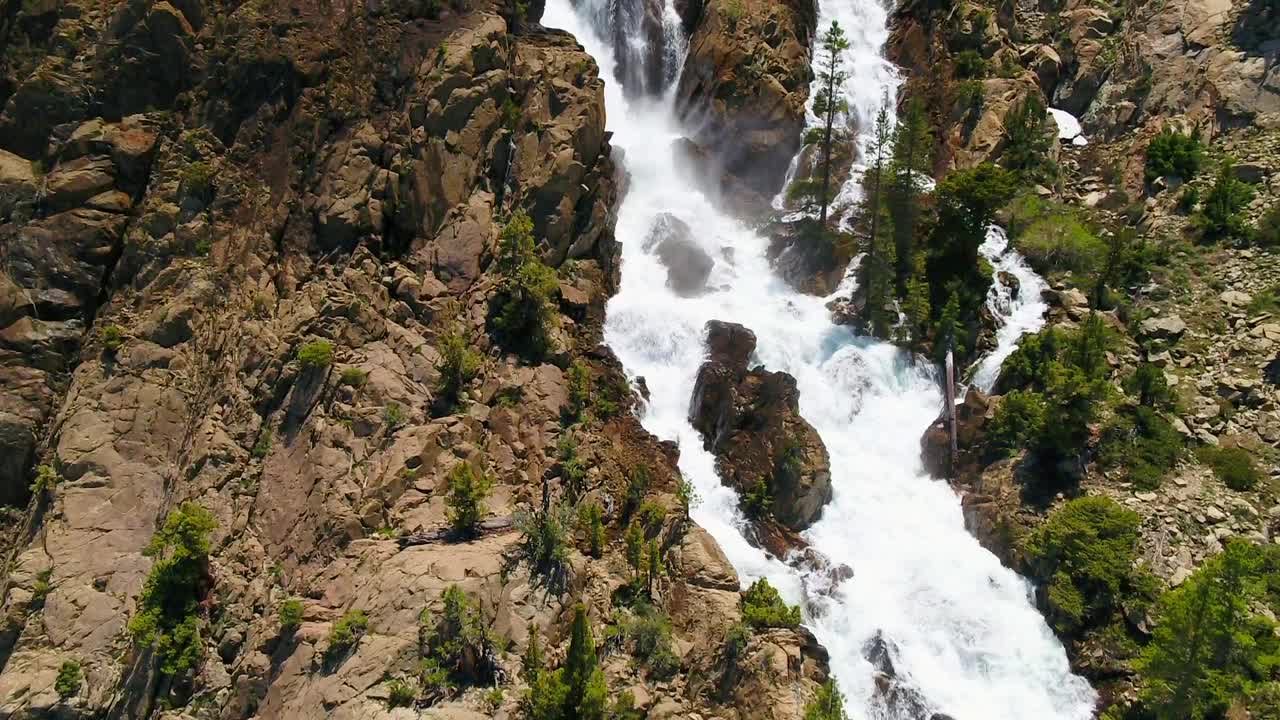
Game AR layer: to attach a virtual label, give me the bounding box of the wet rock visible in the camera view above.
[675,0,817,208]
[645,213,714,296]
[766,220,846,296]
[689,321,832,531]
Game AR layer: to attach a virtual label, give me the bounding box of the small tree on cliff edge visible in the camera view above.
[814,20,850,229]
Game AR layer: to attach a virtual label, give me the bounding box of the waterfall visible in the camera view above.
[542,0,1096,716]
[969,226,1050,393]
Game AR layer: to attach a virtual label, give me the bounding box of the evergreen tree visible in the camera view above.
[934,290,965,361]
[861,96,897,338]
[563,604,605,720]
[813,21,850,229]
[646,539,662,597]
[889,97,933,288]
[1139,541,1277,720]
[1002,93,1054,183]
[624,522,644,580]
[446,461,493,537]
[804,679,848,720]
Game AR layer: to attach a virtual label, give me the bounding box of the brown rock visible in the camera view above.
[689,321,832,531]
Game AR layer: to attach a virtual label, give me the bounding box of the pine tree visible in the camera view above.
[899,252,932,352]
[813,21,850,229]
[646,539,662,597]
[1139,541,1271,719]
[861,95,896,338]
[624,521,644,579]
[935,290,965,361]
[1002,93,1054,183]
[563,604,605,720]
[446,461,493,537]
[889,97,933,288]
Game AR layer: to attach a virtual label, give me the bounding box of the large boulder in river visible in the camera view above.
[645,213,714,296]
[690,320,832,530]
[675,0,817,210]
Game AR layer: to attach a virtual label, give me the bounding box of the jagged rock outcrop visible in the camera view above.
[0,2,826,718]
[689,320,833,533]
[675,0,818,210]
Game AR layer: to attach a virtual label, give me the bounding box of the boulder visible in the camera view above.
[0,149,38,221]
[689,321,832,531]
[645,213,714,296]
[1139,314,1188,343]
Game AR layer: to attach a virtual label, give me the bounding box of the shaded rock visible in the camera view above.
[645,213,714,297]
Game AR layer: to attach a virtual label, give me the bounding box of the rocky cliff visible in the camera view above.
[0,1,827,718]
[894,0,1280,711]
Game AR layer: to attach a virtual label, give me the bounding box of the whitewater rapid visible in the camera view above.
[541,0,1096,717]
[969,226,1050,393]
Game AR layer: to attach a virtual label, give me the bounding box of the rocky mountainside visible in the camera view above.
[889,0,1280,713]
[0,0,832,718]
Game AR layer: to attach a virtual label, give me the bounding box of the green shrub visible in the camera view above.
[623,464,651,518]
[1025,497,1149,635]
[521,604,606,720]
[1199,446,1262,491]
[997,326,1063,392]
[565,361,591,422]
[328,609,369,655]
[578,502,604,558]
[616,603,680,679]
[419,585,497,687]
[128,502,218,676]
[986,390,1048,456]
[386,676,417,708]
[100,324,125,353]
[435,325,480,407]
[180,161,215,198]
[339,367,367,387]
[1249,283,1280,316]
[803,680,847,720]
[55,660,82,699]
[279,598,304,631]
[251,429,273,458]
[1177,185,1200,214]
[1257,204,1280,248]
[517,502,571,580]
[1195,160,1255,242]
[32,568,52,605]
[29,463,59,496]
[957,79,985,113]
[624,521,644,579]
[1005,196,1107,276]
[741,578,801,629]
[383,403,405,427]
[954,50,987,78]
[557,435,587,497]
[297,340,334,369]
[445,461,492,536]
[1097,406,1182,490]
[492,210,559,359]
[1125,363,1173,409]
[1145,128,1203,182]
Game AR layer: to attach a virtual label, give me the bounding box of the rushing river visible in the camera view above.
[542,0,1097,716]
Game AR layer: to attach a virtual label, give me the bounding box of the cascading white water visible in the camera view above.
[542,0,1096,716]
[969,226,1050,393]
